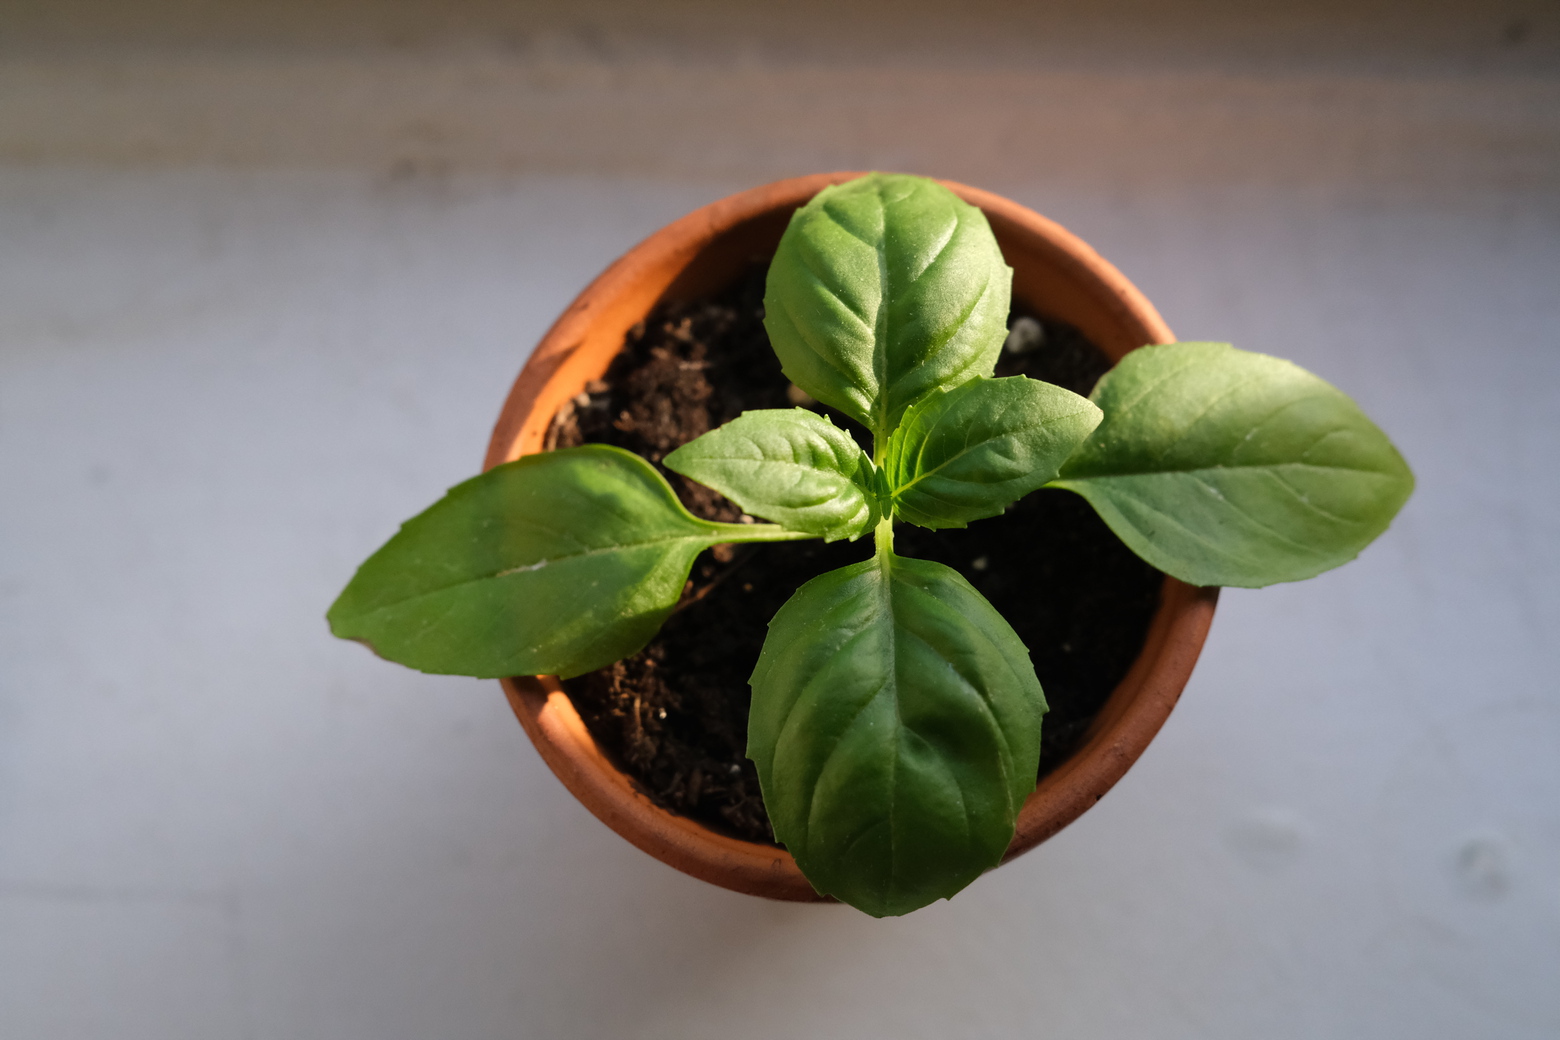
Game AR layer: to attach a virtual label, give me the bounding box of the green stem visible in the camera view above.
[873,515,895,558]
[703,522,816,544]
[872,418,895,557]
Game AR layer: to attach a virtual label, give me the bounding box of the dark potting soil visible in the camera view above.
[548,263,1163,845]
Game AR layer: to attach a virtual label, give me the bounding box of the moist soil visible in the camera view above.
[548,263,1163,844]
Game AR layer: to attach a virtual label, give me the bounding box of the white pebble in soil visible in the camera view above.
[1003,316,1045,355]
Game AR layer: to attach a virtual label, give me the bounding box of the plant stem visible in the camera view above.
[703,522,815,544]
[873,516,895,557]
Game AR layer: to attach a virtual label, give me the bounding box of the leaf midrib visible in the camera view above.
[876,550,902,902]
[872,187,891,449]
[894,409,1069,496]
[343,528,728,621]
[689,454,860,487]
[1058,460,1406,481]
[1079,478,1331,560]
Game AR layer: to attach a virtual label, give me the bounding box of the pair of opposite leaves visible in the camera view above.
[329,173,1413,916]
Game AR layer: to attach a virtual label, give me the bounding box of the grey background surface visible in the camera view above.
[2,2,1557,1037]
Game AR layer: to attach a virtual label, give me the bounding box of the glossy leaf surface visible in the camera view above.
[1052,342,1415,587]
[763,173,1012,439]
[749,551,1045,916]
[885,376,1101,529]
[664,408,879,541]
[329,445,804,678]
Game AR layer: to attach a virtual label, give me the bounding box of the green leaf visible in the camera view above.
[763,172,1012,441]
[1051,342,1415,588]
[884,376,1102,530]
[664,408,880,542]
[328,445,806,679]
[749,550,1045,917]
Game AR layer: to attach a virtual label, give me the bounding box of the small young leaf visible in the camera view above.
[884,376,1102,529]
[328,445,805,679]
[1051,342,1415,588]
[749,551,1046,917]
[664,409,879,541]
[763,173,1012,440]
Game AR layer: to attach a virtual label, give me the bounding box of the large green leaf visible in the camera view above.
[749,550,1045,916]
[328,445,807,679]
[664,409,880,542]
[763,173,1012,441]
[884,376,1101,529]
[1051,342,1415,587]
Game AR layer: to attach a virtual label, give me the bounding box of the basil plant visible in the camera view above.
[329,173,1413,916]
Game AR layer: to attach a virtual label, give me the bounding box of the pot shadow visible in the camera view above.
[285,657,1211,1037]
[505,795,1092,1036]
[291,661,1083,1036]
[512,842,1092,1039]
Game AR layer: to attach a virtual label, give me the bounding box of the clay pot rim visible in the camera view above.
[485,173,1219,904]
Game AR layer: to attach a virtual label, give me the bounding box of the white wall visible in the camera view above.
[1,3,1557,1037]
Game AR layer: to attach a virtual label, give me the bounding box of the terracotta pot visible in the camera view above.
[484,173,1220,902]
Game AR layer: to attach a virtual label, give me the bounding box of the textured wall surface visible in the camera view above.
[1,3,1557,1037]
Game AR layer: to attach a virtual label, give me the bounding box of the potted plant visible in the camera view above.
[328,172,1413,916]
